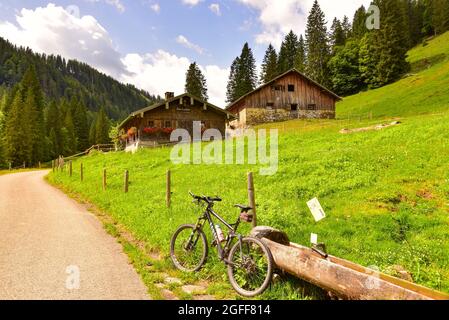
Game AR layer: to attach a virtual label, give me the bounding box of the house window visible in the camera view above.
[272,85,284,91]
[164,120,171,128]
[148,120,155,127]
[267,102,274,109]
[307,104,317,110]
[291,104,298,111]
[288,84,295,92]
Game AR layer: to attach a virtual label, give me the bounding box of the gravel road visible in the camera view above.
[0,170,149,300]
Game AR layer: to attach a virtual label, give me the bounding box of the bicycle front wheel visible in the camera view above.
[170,224,208,272]
[227,237,273,297]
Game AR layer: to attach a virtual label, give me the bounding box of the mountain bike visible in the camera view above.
[170,192,274,297]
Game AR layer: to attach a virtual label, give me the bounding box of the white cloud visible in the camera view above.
[209,3,221,16]
[0,3,126,78]
[0,3,230,107]
[86,0,126,13]
[176,35,204,55]
[121,51,228,106]
[237,0,371,48]
[182,0,204,7]
[150,3,160,13]
[201,65,228,106]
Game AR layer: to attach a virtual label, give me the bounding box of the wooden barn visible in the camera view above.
[226,69,342,128]
[119,92,234,151]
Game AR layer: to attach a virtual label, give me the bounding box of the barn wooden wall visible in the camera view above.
[243,73,336,111]
[123,97,227,137]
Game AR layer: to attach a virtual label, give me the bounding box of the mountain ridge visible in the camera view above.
[0,36,161,120]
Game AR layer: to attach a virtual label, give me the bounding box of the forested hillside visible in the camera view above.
[0,36,165,168]
[228,0,449,101]
[0,36,160,120]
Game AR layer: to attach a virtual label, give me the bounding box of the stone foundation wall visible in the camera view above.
[231,108,335,127]
[298,110,335,119]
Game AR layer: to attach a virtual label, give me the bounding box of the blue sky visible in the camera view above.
[0,0,371,106]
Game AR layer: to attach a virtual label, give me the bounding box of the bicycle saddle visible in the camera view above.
[234,204,252,213]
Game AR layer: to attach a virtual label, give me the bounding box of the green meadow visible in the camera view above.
[48,32,449,298]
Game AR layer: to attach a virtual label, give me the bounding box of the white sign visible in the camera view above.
[310,233,318,245]
[307,198,326,222]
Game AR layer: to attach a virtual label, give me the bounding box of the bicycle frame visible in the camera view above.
[194,203,241,261]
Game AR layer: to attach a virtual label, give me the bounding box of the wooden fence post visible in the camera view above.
[23,161,26,169]
[103,168,107,190]
[247,172,257,228]
[9,162,12,171]
[124,170,129,193]
[166,169,171,208]
[69,161,72,177]
[80,163,83,182]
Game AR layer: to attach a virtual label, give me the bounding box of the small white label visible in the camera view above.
[307,198,326,222]
[311,233,318,245]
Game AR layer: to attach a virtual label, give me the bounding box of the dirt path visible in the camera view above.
[0,170,149,300]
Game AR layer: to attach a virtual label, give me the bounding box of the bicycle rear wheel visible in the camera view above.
[170,224,208,272]
[227,237,273,297]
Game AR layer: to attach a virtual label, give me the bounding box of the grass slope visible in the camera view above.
[48,33,449,297]
[338,32,449,119]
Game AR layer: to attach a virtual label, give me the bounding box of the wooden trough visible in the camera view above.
[251,227,449,300]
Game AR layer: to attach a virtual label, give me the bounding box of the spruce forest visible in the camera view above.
[1,0,449,168]
[227,0,449,100]
[0,36,161,167]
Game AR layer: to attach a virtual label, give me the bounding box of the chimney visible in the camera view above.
[165,92,174,100]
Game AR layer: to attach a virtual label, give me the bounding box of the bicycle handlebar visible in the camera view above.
[189,191,222,203]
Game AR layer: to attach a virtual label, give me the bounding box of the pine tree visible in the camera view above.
[422,0,434,36]
[295,35,307,72]
[46,101,62,157]
[0,92,6,167]
[89,117,97,146]
[226,58,239,103]
[20,66,46,164]
[63,108,77,155]
[260,44,278,84]
[330,18,346,50]
[236,43,258,98]
[407,0,425,46]
[433,0,449,34]
[226,43,257,103]
[278,30,299,74]
[352,5,368,39]
[359,32,380,88]
[48,128,58,159]
[305,0,331,87]
[71,97,89,151]
[376,0,410,85]
[342,15,352,40]
[95,107,111,145]
[4,93,32,166]
[185,62,208,101]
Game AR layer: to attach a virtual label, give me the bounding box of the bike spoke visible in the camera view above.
[231,240,270,292]
[172,227,206,272]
